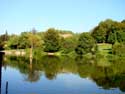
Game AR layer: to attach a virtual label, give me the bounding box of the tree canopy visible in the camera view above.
[0,19,125,56]
[91,19,125,44]
[43,28,61,52]
[75,32,96,55]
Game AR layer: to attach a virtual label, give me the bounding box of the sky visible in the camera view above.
[0,0,125,34]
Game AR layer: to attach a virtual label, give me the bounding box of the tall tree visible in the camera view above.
[91,19,117,43]
[75,32,96,55]
[43,28,61,52]
[7,35,19,49]
[18,32,30,49]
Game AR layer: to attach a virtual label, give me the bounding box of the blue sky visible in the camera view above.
[0,0,125,34]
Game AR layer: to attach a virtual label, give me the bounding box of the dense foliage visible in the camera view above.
[61,35,77,54]
[0,19,125,56]
[91,19,125,44]
[0,31,9,50]
[43,28,61,52]
[112,43,125,56]
[75,32,96,55]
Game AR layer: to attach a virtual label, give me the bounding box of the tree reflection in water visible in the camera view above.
[41,55,61,80]
[2,54,125,92]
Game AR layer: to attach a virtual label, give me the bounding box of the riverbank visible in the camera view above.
[0,43,112,57]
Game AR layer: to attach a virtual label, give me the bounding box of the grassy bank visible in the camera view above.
[97,43,112,55]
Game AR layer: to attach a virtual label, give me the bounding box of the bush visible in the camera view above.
[112,43,125,56]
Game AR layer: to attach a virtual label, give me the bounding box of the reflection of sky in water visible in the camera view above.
[1,66,122,94]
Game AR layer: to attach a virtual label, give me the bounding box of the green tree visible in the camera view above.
[91,19,114,43]
[75,32,96,55]
[61,36,77,54]
[112,43,125,56]
[27,31,42,59]
[7,35,20,49]
[0,31,9,50]
[107,21,125,44]
[43,28,61,52]
[117,31,125,44]
[28,31,42,49]
[107,31,117,44]
[18,30,42,49]
[91,26,107,43]
[18,32,30,49]
[91,19,119,43]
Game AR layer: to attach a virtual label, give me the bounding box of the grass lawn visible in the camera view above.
[97,43,112,55]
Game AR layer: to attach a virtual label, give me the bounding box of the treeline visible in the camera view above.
[0,28,77,55]
[91,19,125,56]
[91,19,125,44]
[0,19,125,56]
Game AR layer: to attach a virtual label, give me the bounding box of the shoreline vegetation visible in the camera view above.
[0,43,113,59]
[0,19,125,58]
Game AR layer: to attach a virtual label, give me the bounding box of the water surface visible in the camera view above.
[0,54,125,94]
